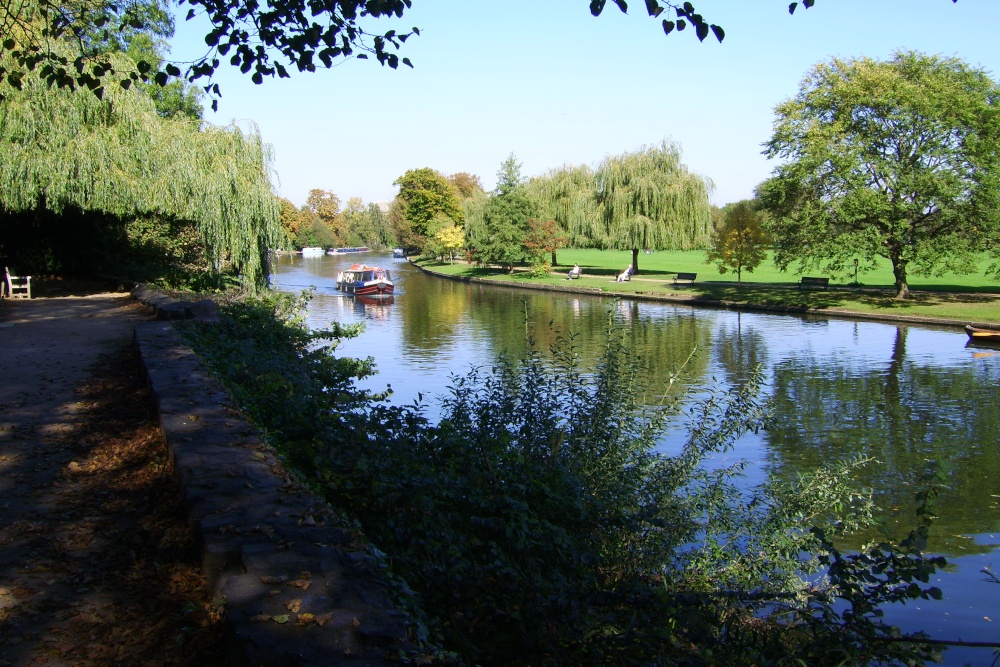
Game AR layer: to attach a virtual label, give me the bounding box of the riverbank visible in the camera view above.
[1,289,414,666]
[413,258,1000,329]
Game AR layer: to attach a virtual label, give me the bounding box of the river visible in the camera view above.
[272,251,1000,665]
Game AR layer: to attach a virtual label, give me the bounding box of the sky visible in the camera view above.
[167,0,1000,209]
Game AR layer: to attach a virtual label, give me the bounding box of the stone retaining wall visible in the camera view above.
[131,287,413,666]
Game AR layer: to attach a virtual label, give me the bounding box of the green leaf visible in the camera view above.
[789,2,798,14]
[644,0,663,17]
[710,24,725,42]
[2,38,14,50]
[695,22,708,41]
[661,19,675,35]
[589,0,606,17]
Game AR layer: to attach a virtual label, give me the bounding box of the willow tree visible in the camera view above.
[590,141,712,273]
[525,164,600,258]
[0,48,280,288]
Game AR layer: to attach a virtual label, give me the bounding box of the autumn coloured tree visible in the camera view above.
[304,188,345,244]
[277,197,310,246]
[523,218,570,267]
[391,168,463,253]
[761,51,1000,298]
[434,225,465,262]
[448,172,485,200]
[705,200,769,283]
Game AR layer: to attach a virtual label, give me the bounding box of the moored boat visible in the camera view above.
[965,325,1000,346]
[301,246,326,256]
[336,264,394,297]
[393,248,406,258]
[330,246,371,254]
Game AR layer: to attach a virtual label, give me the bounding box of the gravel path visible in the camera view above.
[0,293,226,666]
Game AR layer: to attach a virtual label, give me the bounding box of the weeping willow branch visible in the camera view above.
[592,139,714,253]
[0,47,281,288]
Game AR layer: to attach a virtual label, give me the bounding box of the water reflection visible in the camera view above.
[272,253,1000,663]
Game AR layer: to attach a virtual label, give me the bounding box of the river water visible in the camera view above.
[272,252,1000,665]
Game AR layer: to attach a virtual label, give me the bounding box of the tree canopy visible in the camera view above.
[760,50,1000,298]
[525,164,600,248]
[588,140,712,273]
[391,167,463,252]
[466,154,538,272]
[0,45,281,287]
[705,200,769,283]
[0,0,844,108]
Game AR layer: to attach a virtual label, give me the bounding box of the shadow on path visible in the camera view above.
[0,295,226,665]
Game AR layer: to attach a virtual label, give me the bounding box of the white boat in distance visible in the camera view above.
[301,247,326,256]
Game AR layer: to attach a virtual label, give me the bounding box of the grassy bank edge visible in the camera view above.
[413,258,1000,328]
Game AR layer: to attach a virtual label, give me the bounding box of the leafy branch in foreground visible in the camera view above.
[1,0,849,107]
[185,295,949,666]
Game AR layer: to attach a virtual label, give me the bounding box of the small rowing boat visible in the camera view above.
[965,325,1000,346]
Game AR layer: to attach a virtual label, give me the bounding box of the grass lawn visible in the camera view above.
[552,249,1000,293]
[419,250,1000,325]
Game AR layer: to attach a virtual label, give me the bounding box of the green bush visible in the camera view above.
[183,296,947,666]
[527,259,552,277]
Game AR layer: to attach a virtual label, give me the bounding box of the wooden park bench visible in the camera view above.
[797,276,829,290]
[673,272,697,285]
[566,266,582,280]
[4,267,31,299]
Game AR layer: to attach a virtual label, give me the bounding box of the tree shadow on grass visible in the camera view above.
[688,284,1000,313]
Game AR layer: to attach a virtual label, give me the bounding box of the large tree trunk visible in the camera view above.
[631,248,639,274]
[551,250,557,266]
[890,249,910,299]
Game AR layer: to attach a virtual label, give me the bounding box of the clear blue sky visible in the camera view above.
[167,0,1000,209]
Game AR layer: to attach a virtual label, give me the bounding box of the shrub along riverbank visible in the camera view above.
[180,290,951,666]
[418,250,1000,325]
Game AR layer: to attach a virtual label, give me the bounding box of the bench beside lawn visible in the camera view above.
[415,250,1000,325]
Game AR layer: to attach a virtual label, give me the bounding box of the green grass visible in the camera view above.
[552,248,1000,292]
[418,251,1000,324]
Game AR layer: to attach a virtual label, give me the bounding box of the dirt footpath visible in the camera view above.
[0,293,226,665]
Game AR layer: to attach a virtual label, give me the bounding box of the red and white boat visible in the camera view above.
[335,264,394,297]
